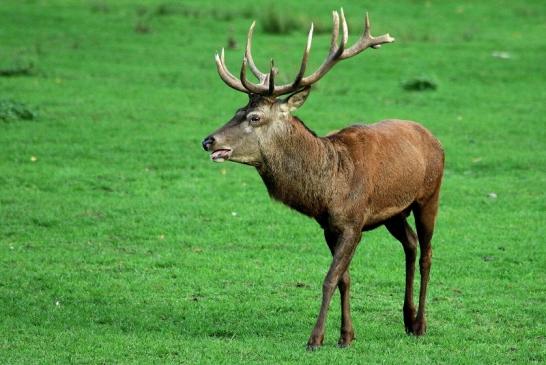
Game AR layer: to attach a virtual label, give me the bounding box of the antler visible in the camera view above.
[215,9,395,96]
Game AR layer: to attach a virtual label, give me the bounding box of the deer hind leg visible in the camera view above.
[385,215,418,334]
[324,230,355,348]
[412,191,440,336]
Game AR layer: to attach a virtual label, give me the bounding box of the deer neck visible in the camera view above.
[256,116,335,217]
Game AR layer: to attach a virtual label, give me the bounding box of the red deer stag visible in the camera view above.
[202,9,444,350]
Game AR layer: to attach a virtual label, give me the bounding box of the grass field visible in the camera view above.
[1,0,545,363]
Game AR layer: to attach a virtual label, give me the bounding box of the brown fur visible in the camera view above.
[203,92,444,349]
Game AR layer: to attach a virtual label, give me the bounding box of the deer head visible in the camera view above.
[202,9,394,166]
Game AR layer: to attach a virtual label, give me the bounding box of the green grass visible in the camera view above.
[1,0,545,363]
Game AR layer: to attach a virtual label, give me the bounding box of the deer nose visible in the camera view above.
[202,136,215,151]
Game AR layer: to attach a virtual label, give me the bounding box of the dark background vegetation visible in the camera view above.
[0,0,544,363]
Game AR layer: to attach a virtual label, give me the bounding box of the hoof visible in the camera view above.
[337,331,355,348]
[306,334,324,351]
[411,320,427,336]
[306,343,321,351]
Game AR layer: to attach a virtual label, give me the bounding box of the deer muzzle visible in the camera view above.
[202,136,215,151]
[202,135,232,162]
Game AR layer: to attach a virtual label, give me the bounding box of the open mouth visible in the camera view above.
[210,148,232,162]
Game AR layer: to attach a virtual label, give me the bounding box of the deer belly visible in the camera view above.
[365,189,416,226]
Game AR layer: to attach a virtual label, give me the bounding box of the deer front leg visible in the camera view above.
[324,230,355,347]
[307,228,361,350]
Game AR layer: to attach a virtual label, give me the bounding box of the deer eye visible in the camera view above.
[248,114,261,124]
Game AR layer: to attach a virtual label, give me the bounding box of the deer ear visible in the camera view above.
[281,87,311,112]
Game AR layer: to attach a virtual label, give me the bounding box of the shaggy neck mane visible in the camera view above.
[256,116,338,217]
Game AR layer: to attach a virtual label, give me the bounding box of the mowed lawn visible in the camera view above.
[0,0,544,363]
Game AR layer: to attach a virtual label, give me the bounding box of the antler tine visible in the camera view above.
[245,21,269,81]
[329,11,339,54]
[240,57,266,94]
[268,59,276,95]
[215,48,248,93]
[364,11,371,38]
[292,22,314,88]
[366,13,380,49]
[339,8,349,54]
[340,12,395,59]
